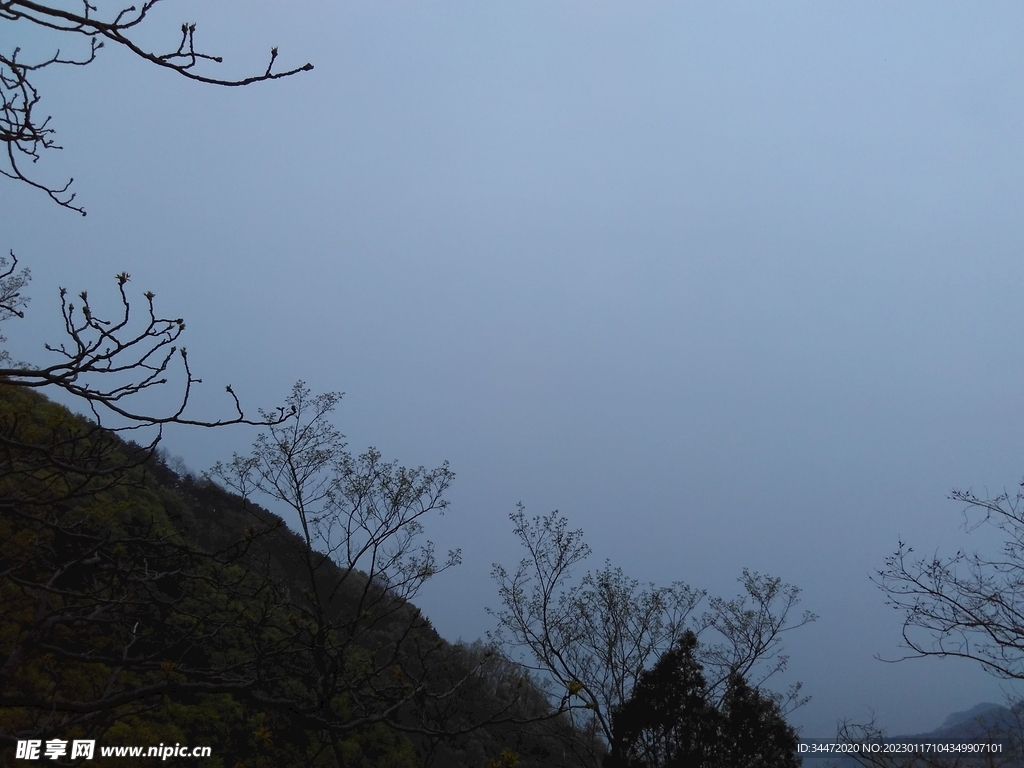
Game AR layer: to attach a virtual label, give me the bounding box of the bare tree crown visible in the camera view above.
[489,505,815,766]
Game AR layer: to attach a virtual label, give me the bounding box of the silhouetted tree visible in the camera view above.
[490,506,814,768]
[0,256,284,439]
[0,256,564,763]
[605,631,718,768]
[865,477,1024,768]
[211,384,567,765]
[1,0,312,212]
[605,631,798,768]
[717,674,798,768]
[876,481,1024,682]
[209,384,461,753]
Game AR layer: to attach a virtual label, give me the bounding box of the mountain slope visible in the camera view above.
[0,385,586,767]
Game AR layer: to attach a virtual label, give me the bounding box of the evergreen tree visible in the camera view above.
[604,632,798,768]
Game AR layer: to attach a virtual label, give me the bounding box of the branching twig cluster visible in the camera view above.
[876,482,1024,681]
[209,383,562,762]
[0,253,289,448]
[0,0,313,213]
[489,506,816,767]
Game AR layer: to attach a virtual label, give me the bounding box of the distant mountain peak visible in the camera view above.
[940,702,1006,730]
[924,701,1018,742]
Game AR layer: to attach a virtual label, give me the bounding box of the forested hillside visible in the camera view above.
[0,384,591,767]
[0,2,832,763]
[0,252,811,767]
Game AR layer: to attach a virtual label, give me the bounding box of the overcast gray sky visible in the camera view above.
[6,0,1024,737]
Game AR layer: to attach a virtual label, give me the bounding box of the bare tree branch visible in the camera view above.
[876,481,1024,681]
[489,506,815,766]
[0,259,289,440]
[1,0,313,213]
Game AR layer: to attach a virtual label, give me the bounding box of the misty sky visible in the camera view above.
[6,0,1024,737]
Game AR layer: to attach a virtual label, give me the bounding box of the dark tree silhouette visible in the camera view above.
[0,254,286,441]
[605,631,799,768]
[491,507,814,768]
[1,0,313,213]
[717,674,799,768]
[605,631,718,768]
[210,383,464,755]
[877,481,1024,681]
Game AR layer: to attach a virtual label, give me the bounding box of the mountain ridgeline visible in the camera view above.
[0,384,593,767]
